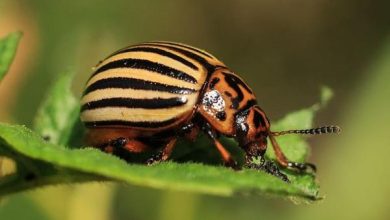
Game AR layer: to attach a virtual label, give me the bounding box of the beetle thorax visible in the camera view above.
[198,68,257,136]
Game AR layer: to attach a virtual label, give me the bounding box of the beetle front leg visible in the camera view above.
[177,123,199,142]
[269,135,316,173]
[202,122,239,170]
[146,137,177,165]
[247,159,290,183]
[99,137,150,159]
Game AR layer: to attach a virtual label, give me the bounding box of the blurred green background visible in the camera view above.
[0,0,389,219]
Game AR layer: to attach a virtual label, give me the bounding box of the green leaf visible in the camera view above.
[1,75,330,201]
[266,86,334,162]
[0,32,22,82]
[0,123,318,200]
[33,72,81,146]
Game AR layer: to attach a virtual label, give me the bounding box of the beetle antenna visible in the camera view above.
[271,125,341,136]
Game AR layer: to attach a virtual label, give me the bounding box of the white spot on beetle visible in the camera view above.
[180,96,188,103]
[202,90,225,116]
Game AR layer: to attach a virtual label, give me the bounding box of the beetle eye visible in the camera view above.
[253,106,270,130]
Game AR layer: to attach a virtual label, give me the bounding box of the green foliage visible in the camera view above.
[0,32,332,202]
[0,32,22,82]
[0,123,319,200]
[266,86,333,162]
[33,72,80,146]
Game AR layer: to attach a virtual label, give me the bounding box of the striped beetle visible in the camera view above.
[80,41,340,181]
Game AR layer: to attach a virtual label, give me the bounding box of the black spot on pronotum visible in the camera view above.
[43,135,51,141]
[222,72,254,109]
[241,99,257,112]
[209,77,220,89]
[223,73,243,109]
[231,99,240,109]
[222,72,253,94]
[216,111,227,121]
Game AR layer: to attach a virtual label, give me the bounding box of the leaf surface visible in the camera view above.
[0,32,22,82]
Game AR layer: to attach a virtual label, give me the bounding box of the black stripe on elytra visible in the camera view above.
[152,42,214,59]
[140,43,216,74]
[111,47,199,71]
[222,72,254,109]
[83,77,196,95]
[92,58,197,83]
[81,97,187,111]
[84,118,177,128]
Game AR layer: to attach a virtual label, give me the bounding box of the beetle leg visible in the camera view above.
[146,137,177,165]
[269,135,316,173]
[178,123,195,134]
[177,123,199,141]
[101,137,150,154]
[249,160,290,182]
[213,139,240,170]
[287,161,316,172]
[202,122,239,170]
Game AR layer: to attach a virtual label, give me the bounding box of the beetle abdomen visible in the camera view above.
[81,42,225,130]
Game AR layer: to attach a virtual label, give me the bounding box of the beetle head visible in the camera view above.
[235,105,270,149]
[236,105,341,153]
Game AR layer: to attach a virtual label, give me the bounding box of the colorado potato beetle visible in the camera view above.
[80,41,340,181]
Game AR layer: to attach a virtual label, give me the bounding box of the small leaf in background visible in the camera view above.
[0,32,22,82]
[33,72,81,146]
[266,86,334,162]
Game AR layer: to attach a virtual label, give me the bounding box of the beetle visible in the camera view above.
[80,41,340,181]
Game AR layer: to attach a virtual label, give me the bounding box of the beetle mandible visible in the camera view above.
[80,41,340,181]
